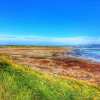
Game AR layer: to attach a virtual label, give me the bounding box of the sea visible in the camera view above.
[67,47,100,62]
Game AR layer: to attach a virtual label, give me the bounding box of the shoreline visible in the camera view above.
[0,46,100,84]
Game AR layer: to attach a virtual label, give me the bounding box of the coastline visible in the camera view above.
[0,46,100,85]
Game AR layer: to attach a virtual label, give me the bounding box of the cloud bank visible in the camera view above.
[0,35,100,45]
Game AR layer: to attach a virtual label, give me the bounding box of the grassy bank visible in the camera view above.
[0,56,100,100]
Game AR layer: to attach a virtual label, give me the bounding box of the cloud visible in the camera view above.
[0,34,100,45]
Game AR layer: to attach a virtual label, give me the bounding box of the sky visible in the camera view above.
[0,0,100,45]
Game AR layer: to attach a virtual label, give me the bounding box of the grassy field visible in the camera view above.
[0,56,100,100]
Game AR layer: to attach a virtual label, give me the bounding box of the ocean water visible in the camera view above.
[69,48,100,62]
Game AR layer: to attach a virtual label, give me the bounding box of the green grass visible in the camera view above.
[0,57,100,100]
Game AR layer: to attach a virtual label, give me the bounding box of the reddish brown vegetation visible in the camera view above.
[0,47,100,84]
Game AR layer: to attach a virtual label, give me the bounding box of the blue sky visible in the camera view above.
[0,0,100,45]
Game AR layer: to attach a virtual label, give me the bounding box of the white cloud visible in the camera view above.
[0,34,100,45]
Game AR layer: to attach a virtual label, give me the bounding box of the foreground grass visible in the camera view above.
[0,57,100,100]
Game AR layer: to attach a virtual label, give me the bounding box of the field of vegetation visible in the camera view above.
[0,46,100,100]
